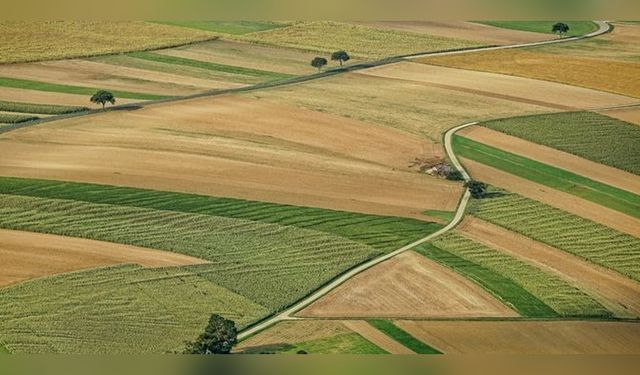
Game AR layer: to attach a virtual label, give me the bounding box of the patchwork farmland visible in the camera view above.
[1,19,639,355]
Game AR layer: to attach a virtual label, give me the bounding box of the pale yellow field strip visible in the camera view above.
[461,158,640,237]
[0,86,140,107]
[297,251,517,318]
[358,62,639,110]
[0,229,208,288]
[458,217,640,318]
[599,107,640,126]
[342,320,415,354]
[458,125,640,194]
[396,321,640,354]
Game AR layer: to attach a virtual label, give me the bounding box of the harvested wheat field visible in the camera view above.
[342,320,414,354]
[245,72,549,142]
[458,125,640,194]
[396,321,640,354]
[351,21,551,45]
[0,229,207,288]
[599,107,640,126]
[0,95,461,219]
[457,217,640,318]
[297,251,517,318]
[421,25,640,99]
[461,158,640,237]
[0,86,139,107]
[0,60,240,97]
[360,62,639,110]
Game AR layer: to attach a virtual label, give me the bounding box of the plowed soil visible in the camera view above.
[0,229,208,288]
[297,251,517,318]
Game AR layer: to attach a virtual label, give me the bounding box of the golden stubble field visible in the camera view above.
[0,95,462,219]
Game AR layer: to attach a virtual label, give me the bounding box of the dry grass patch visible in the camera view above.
[0,21,215,64]
[0,229,207,288]
[297,251,517,318]
[0,94,461,218]
[396,321,640,354]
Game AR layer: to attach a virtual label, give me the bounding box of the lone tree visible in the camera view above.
[465,180,488,199]
[90,90,115,109]
[552,22,570,38]
[184,314,237,354]
[311,57,328,72]
[331,50,350,66]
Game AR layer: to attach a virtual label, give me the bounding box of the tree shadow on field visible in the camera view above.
[236,343,295,354]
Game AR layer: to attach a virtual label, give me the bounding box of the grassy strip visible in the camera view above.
[0,343,9,354]
[423,210,455,222]
[470,188,640,282]
[432,233,610,317]
[367,320,441,354]
[241,332,387,354]
[483,112,640,175]
[0,113,38,124]
[0,100,88,115]
[0,77,169,100]
[0,177,439,253]
[0,265,268,354]
[478,21,599,37]
[128,52,293,81]
[453,135,640,218]
[0,193,379,311]
[415,243,558,317]
[154,21,285,35]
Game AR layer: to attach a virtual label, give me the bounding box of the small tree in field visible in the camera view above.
[90,90,115,109]
[311,57,328,72]
[184,314,237,354]
[552,22,570,38]
[331,50,350,66]
[465,180,488,199]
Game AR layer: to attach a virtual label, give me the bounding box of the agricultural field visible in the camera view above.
[481,111,640,175]
[453,135,640,218]
[600,107,640,125]
[395,321,640,354]
[367,320,441,354]
[421,23,640,98]
[155,21,287,35]
[0,95,463,219]
[236,21,484,59]
[469,189,640,283]
[298,251,517,318]
[478,21,599,37]
[0,21,217,64]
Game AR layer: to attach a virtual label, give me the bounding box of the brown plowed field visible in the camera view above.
[0,60,222,97]
[352,21,551,45]
[358,62,638,110]
[458,125,640,194]
[0,95,461,219]
[396,321,640,354]
[0,87,140,107]
[297,251,517,318]
[342,320,414,354]
[0,229,208,288]
[461,158,640,237]
[235,320,351,352]
[599,107,640,126]
[458,217,640,318]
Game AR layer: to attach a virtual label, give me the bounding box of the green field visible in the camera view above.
[423,210,455,223]
[0,265,268,354]
[240,332,387,354]
[239,21,482,59]
[482,112,640,175]
[0,100,88,115]
[0,113,38,124]
[367,320,441,354]
[478,21,599,37]
[156,21,285,35]
[128,52,293,81]
[0,177,439,253]
[0,77,169,101]
[415,243,557,317]
[470,189,640,282]
[453,135,640,218]
[431,233,610,317]
[0,343,9,354]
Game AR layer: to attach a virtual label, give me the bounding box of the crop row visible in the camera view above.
[0,193,380,310]
[0,100,88,115]
[0,177,439,253]
[470,189,640,282]
[431,233,610,317]
[0,113,38,124]
[0,265,268,354]
[483,111,640,175]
